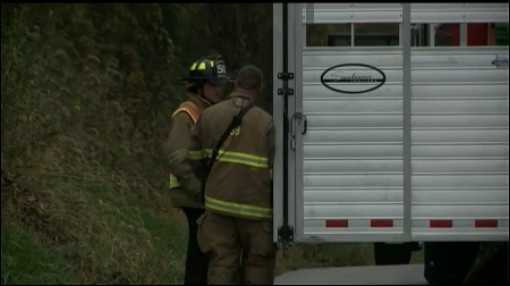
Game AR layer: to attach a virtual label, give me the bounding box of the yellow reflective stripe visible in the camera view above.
[188,150,204,160]
[205,196,272,219]
[169,174,180,188]
[202,148,268,163]
[217,156,268,168]
[197,62,206,70]
[207,203,270,219]
[218,150,268,164]
[205,196,273,215]
[190,62,197,71]
[206,196,272,214]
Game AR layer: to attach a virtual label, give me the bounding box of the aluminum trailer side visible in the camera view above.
[273,3,509,244]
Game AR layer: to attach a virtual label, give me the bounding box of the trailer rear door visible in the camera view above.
[273,3,509,243]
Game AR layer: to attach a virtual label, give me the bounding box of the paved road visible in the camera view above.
[275,264,428,285]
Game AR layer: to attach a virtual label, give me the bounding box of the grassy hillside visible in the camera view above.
[2,182,188,284]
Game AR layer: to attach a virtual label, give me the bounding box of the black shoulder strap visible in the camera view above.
[200,105,252,203]
[207,105,252,173]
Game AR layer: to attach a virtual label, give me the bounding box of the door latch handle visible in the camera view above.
[301,115,308,135]
[291,112,307,137]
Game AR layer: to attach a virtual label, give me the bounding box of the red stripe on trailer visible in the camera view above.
[475,219,498,228]
[430,219,452,228]
[326,219,348,228]
[370,219,393,228]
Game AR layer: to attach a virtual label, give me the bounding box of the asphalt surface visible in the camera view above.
[274,264,428,285]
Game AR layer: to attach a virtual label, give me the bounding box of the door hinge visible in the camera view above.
[277,72,294,81]
[277,88,294,96]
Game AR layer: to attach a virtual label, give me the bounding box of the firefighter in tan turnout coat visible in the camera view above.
[163,55,230,285]
[188,65,275,284]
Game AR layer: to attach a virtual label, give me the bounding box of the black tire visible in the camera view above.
[424,241,480,285]
[463,242,509,286]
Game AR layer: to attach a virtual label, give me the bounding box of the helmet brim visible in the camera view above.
[208,76,233,86]
[183,75,233,85]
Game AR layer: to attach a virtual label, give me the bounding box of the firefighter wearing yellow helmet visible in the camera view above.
[163,54,230,285]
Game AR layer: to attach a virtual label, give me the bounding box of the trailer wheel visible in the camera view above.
[424,241,480,285]
[463,242,508,285]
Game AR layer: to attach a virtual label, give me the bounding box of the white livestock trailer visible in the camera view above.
[272,3,509,284]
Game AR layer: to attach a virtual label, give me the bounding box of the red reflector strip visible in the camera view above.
[370,219,393,228]
[326,219,348,228]
[475,219,498,228]
[430,219,452,228]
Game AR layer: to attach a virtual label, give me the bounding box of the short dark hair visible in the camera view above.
[235,65,263,90]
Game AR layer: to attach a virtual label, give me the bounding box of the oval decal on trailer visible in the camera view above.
[320,63,386,94]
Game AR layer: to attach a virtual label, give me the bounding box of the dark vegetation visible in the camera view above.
[1,4,273,283]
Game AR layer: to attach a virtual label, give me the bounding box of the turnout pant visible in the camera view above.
[197,211,276,285]
[181,207,208,285]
